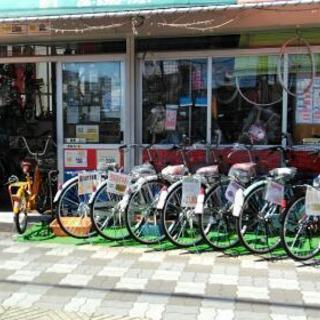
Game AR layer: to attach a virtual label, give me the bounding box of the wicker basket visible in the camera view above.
[50,217,92,237]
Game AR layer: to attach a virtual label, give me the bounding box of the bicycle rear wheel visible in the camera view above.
[57,178,96,239]
[200,178,239,250]
[281,192,320,261]
[237,182,282,254]
[161,183,203,248]
[126,179,167,244]
[90,182,130,241]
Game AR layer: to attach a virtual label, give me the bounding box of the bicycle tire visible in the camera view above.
[161,182,204,248]
[199,177,240,250]
[56,178,96,239]
[126,178,168,245]
[281,191,320,261]
[90,181,130,241]
[237,181,282,254]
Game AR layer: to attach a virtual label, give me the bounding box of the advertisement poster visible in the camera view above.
[165,106,177,131]
[96,149,120,168]
[76,125,99,143]
[67,106,79,124]
[89,106,101,122]
[295,79,313,124]
[65,150,88,168]
[313,78,320,124]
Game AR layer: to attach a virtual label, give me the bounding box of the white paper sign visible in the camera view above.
[78,172,99,195]
[107,171,131,195]
[181,177,201,208]
[156,189,168,210]
[264,181,284,206]
[306,186,320,216]
[225,181,242,203]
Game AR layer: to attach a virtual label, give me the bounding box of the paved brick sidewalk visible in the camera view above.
[0,234,319,320]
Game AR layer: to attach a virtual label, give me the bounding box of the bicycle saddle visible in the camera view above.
[269,167,297,180]
[196,165,219,177]
[161,164,188,176]
[228,162,257,183]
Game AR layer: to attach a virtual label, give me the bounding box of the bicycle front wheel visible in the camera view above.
[14,194,28,234]
[57,179,96,239]
[200,178,239,250]
[237,182,282,254]
[161,183,203,248]
[126,179,167,244]
[281,192,320,261]
[90,182,130,241]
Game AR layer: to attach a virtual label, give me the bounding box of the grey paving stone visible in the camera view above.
[103,291,138,303]
[80,258,110,267]
[184,264,213,273]
[132,261,161,270]
[145,280,176,293]
[234,310,271,320]
[33,272,66,285]
[168,296,201,307]
[269,289,303,304]
[45,287,80,297]
[87,276,120,289]
[0,269,15,279]
[206,284,237,297]
[163,311,198,320]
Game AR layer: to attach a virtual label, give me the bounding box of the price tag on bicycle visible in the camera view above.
[264,180,284,206]
[225,180,243,203]
[78,172,99,195]
[107,171,131,196]
[306,186,320,216]
[181,177,200,208]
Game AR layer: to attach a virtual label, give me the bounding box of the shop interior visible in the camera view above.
[0,59,56,209]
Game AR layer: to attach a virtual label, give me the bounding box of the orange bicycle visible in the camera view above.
[8,135,58,234]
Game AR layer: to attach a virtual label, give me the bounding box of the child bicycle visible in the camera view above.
[7,135,58,234]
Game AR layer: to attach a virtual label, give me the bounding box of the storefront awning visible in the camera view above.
[0,0,319,21]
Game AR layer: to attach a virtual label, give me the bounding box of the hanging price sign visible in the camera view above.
[181,177,200,208]
[306,186,320,216]
[107,171,131,195]
[225,181,243,203]
[78,172,99,195]
[264,181,284,206]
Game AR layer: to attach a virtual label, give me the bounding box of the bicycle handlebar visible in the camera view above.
[19,136,52,158]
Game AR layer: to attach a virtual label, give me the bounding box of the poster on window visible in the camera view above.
[65,150,88,168]
[76,125,99,143]
[295,79,313,124]
[165,106,177,131]
[96,149,120,169]
[313,78,320,124]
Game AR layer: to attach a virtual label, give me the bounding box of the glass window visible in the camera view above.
[212,55,282,145]
[63,61,124,144]
[142,59,207,144]
[287,54,320,144]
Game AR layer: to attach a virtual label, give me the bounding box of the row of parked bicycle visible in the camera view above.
[7,134,320,262]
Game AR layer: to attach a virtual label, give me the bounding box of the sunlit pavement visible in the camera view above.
[0,232,319,320]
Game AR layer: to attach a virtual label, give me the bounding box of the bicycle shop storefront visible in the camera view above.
[1,1,320,211]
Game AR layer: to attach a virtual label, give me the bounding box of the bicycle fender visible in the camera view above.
[53,176,78,204]
[243,179,267,198]
[88,179,109,205]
